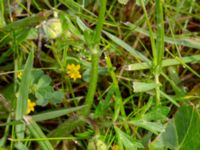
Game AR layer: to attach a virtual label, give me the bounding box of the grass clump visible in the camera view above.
[0,0,200,150]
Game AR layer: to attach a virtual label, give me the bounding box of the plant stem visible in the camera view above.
[141,0,164,105]
[83,0,107,116]
[83,49,99,116]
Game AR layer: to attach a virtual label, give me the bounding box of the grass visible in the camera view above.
[0,0,200,150]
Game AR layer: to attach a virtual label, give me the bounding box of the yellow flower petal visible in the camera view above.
[27,99,36,114]
[67,64,81,81]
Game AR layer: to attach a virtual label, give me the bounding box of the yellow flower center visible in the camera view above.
[27,99,36,114]
[67,64,81,81]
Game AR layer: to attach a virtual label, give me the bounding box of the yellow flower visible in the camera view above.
[67,64,81,81]
[27,99,36,114]
[17,71,23,79]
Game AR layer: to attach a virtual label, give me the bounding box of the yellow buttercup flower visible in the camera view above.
[67,64,81,81]
[27,99,36,114]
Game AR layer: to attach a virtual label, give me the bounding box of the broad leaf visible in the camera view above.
[149,106,200,150]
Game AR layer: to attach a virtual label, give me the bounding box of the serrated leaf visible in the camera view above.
[149,106,200,150]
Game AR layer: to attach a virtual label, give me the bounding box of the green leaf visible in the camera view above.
[35,86,53,106]
[49,90,64,104]
[29,69,64,106]
[143,106,170,121]
[32,105,85,121]
[149,106,200,150]
[130,119,164,134]
[36,75,52,88]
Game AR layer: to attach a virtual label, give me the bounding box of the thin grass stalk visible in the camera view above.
[140,0,157,65]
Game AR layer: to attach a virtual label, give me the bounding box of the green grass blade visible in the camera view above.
[23,116,54,150]
[159,90,180,107]
[103,31,149,62]
[155,0,165,104]
[105,55,126,121]
[32,106,85,121]
[15,50,34,139]
[126,23,200,50]
[2,11,51,32]
[125,55,200,71]
[155,0,164,64]
[105,55,130,134]
[140,0,156,65]
[0,0,5,28]
[0,115,11,147]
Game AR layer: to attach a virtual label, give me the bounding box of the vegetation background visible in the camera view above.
[0,0,200,149]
